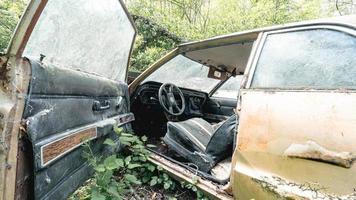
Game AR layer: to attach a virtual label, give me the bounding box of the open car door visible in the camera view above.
[0,0,136,199]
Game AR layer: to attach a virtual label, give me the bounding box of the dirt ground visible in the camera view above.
[125,184,197,200]
[69,180,198,200]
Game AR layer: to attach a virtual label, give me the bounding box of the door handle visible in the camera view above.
[93,100,110,111]
[210,99,221,108]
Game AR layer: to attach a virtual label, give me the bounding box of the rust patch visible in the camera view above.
[253,175,356,200]
[0,57,11,91]
[41,128,96,166]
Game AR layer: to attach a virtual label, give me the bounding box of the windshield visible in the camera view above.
[23,0,135,81]
[143,55,220,92]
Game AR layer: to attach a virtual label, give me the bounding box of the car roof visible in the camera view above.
[178,15,356,52]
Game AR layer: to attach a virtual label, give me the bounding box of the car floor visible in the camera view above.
[146,137,232,183]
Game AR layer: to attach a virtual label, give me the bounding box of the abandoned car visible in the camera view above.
[0,0,356,199]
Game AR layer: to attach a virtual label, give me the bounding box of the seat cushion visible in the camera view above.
[163,115,238,173]
[163,133,215,172]
[166,118,214,152]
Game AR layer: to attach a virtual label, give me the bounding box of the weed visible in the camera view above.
[70,126,208,200]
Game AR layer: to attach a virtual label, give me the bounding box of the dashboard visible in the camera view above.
[131,81,208,117]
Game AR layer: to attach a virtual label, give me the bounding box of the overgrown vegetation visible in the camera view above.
[69,127,208,200]
[2,0,355,72]
[0,0,26,54]
[129,0,321,40]
[129,15,185,72]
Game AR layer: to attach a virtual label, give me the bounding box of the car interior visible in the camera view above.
[130,41,254,184]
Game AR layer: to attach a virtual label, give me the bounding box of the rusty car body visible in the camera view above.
[130,15,356,200]
[0,0,356,199]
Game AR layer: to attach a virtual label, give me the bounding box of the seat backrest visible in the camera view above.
[205,114,238,163]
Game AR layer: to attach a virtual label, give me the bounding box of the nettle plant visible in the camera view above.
[78,126,208,200]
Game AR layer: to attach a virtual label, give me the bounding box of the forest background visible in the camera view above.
[1,0,355,72]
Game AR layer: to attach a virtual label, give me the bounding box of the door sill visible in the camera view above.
[149,153,233,200]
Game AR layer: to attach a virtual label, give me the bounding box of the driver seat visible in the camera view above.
[163,114,238,173]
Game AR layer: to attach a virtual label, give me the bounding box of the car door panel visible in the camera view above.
[232,91,356,199]
[203,97,237,122]
[23,60,134,200]
[232,26,356,199]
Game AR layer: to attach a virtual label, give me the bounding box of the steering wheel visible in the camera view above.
[158,83,186,116]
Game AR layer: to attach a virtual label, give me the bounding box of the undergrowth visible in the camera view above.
[69,126,208,200]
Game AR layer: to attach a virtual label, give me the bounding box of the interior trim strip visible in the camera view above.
[40,113,135,167]
[41,127,97,167]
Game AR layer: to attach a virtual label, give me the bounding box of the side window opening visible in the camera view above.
[212,75,244,99]
[251,28,356,89]
[23,0,135,81]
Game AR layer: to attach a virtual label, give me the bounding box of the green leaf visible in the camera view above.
[124,174,141,185]
[114,126,123,135]
[91,188,106,200]
[146,144,156,148]
[120,132,132,137]
[120,136,135,143]
[94,164,106,172]
[141,135,148,142]
[104,155,119,170]
[149,178,157,186]
[107,184,122,199]
[139,156,147,162]
[192,176,199,185]
[135,140,143,146]
[163,173,169,181]
[140,149,151,155]
[127,163,141,169]
[116,158,124,168]
[146,164,155,172]
[120,140,131,146]
[164,182,171,190]
[96,170,113,186]
[124,156,131,165]
[132,144,143,149]
[185,184,192,189]
[142,175,151,183]
[103,138,116,146]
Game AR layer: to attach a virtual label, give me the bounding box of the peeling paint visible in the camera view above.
[284,141,356,168]
[253,175,356,200]
[33,108,53,117]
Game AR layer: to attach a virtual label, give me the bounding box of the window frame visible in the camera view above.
[245,25,356,91]
[11,0,137,82]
